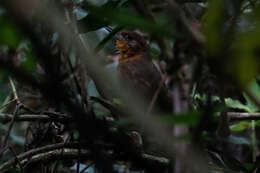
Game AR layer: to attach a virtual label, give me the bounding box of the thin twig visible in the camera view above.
[77,148,81,173]
[0,87,22,158]
[0,98,16,111]
[9,146,24,173]
[9,77,20,105]
[9,77,36,114]
[80,162,93,173]
[147,77,166,114]
[0,142,80,171]
[131,0,173,60]
[166,0,205,44]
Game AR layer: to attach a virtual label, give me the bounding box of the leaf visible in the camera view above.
[74,7,88,20]
[113,98,123,105]
[230,120,260,131]
[73,130,79,140]
[242,80,260,112]
[0,15,22,48]
[225,97,251,112]
[10,133,25,145]
[243,93,259,112]
[77,13,110,33]
[0,69,10,104]
[223,81,260,112]
[230,121,251,131]
[21,42,38,73]
[194,93,221,102]
[227,135,251,145]
[159,111,201,126]
[254,120,260,126]
[4,167,21,173]
[82,3,175,37]
[95,25,123,52]
[150,43,160,61]
[202,0,228,55]
[246,80,260,100]
[244,163,254,171]
[78,1,122,33]
[88,80,100,97]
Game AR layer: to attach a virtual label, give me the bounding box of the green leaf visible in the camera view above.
[73,130,79,140]
[247,80,260,100]
[114,118,135,127]
[77,13,110,33]
[231,120,260,131]
[223,81,260,112]
[159,111,201,126]
[82,3,175,37]
[4,166,21,173]
[227,135,251,145]
[225,97,251,112]
[254,120,260,126]
[230,29,260,84]
[244,163,254,171]
[113,98,123,105]
[194,93,221,102]
[0,15,22,48]
[150,43,160,61]
[242,93,259,112]
[230,121,251,131]
[78,1,122,33]
[202,0,228,55]
[21,42,38,73]
[242,80,260,112]
[0,69,10,104]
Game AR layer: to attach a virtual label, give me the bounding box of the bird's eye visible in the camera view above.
[124,34,133,41]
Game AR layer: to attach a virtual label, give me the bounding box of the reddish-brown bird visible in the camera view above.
[116,31,172,112]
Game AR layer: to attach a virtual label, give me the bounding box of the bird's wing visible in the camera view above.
[118,58,162,99]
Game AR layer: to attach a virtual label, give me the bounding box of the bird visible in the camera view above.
[115,31,172,113]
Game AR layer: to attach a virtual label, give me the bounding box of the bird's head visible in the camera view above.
[116,31,149,60]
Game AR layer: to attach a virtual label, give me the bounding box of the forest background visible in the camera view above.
[0,0,260,173]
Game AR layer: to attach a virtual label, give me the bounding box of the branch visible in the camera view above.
[0,113,73,124]
[179,0,207,2]
[225,112,260,121]
[166,0,205,44]
[0,113,114,124]
[0,142,169,172]
[131,0,173,60]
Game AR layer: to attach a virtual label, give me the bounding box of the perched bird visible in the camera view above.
[116,31,172,112]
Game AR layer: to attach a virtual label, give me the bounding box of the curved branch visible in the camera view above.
[0,142,169,172]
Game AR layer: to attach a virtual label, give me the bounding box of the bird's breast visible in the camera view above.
[118,55,161,99]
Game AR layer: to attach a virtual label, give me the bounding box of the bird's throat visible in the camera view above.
[119,53,143,62]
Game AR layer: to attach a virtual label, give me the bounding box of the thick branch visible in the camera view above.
[0,113,114,124]
[0,113,73,123]
[225,112,260,121]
